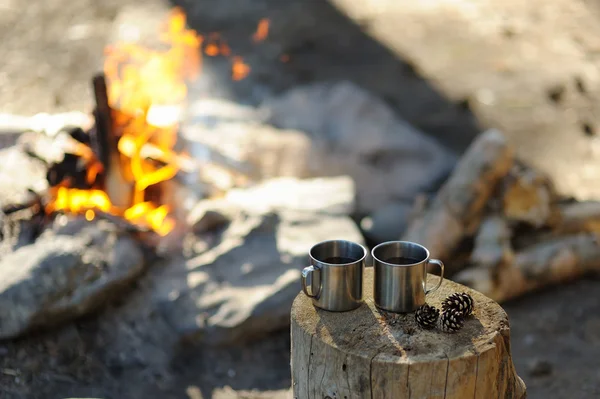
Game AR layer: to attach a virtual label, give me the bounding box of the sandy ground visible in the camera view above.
[1,0,600,398]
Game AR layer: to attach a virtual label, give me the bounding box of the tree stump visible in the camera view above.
[291,268,526,398]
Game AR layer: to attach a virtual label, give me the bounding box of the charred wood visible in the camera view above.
[61,125,91,146]
[92,73,133,208]
[92,74,115,171]
[46,153,93,188]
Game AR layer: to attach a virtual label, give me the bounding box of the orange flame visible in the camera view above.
[47,9,266,236]
[48,187,112,214]
[253,18,270,42]
[205,43,219,56]
[47,8,203,236]
[106,7,201,235]
[232,57,250,81]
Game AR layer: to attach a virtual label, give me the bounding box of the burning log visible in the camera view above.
[46,153,93,188]
[5,10,246,240]
[92,74,115,171]
[402,129,513,274]
[92,74,133,209]
[63,126,91,146]
[118,136,253,194]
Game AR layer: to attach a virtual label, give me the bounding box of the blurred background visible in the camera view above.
[1,0,600,398]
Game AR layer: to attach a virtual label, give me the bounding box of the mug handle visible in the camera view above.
[301,266,321,298]
[425,259,444,295]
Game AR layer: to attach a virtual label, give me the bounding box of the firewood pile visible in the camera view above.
[403,128,600,302]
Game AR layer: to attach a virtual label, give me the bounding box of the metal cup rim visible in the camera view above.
[309,239,367,267]
[371,240,430,267]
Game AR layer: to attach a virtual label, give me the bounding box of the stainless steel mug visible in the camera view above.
[301,240,367,312]
[372,241,444,313]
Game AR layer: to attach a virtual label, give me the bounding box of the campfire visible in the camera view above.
[9,9,268,238]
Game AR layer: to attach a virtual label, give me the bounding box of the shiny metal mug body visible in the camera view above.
[301,240,367,312]
[372,241,444,313]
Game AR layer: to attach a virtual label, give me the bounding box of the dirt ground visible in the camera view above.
[1,0,600,398]
[0,272,598,399]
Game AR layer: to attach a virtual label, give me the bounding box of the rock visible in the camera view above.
[0,146,47,208]
[0,132,21,151]
[0,226,144,339]
[153,177,362,345]
[0,215,43,258]
[184,98,263,127]
[180,120,313,182]
[0,146,48,257]
[360,201,414,243]
[156,211,363,346]
[189,208,232,235]
[186,175,355,234]
[262,82,456,214]
[528,358,553,378]
[0,112,92,137]
[225,176,355,217]
[182,84,455,217]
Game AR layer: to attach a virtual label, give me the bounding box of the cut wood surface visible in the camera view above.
[501,163,558,227]
[291,268,526,399]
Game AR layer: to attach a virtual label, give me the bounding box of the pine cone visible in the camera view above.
[440,309,464,333]
[442,292,474,317]
[415,304,440,329]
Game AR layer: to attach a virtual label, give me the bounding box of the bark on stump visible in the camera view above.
[291,268,526,399]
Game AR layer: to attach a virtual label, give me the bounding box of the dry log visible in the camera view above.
[470,214,514,270]
[555,200,600,235]
[291,268,526,398]
[455,233,600,302]
[511,200,600,250]
[501,163,559,227]
[402,129,513,274]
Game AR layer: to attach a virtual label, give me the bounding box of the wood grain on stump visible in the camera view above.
[291,268,526,399]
